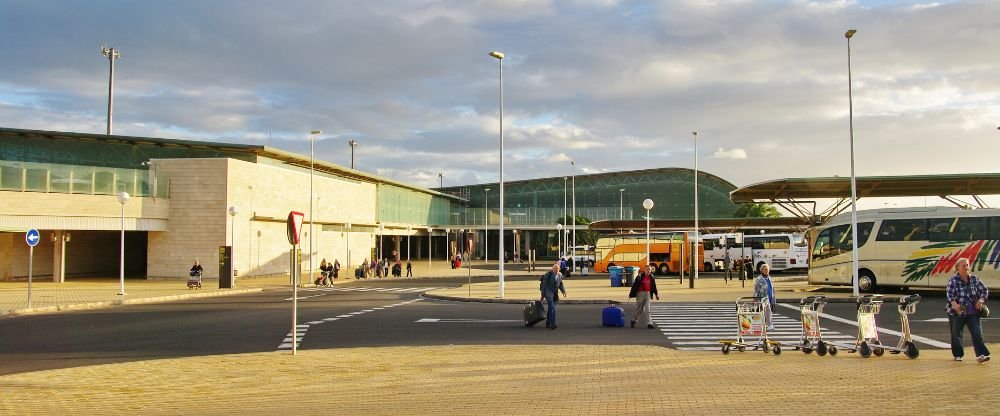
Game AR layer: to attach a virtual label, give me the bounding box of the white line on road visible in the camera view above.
[415,318,523,323]
[775,303,951,349]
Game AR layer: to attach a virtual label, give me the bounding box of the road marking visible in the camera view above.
[415,318,523,323]
[283,293,328,301]
[649,303,857,351]
[775,303,951,349]
[276,298,425,352]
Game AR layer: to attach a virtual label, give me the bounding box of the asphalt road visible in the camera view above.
[1,276,996,375]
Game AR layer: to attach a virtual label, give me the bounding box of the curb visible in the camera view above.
[0,288,263,317]
[422,293,615,305]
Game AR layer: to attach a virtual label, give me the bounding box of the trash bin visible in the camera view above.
[623,266,638,286]
[609,266,624,287]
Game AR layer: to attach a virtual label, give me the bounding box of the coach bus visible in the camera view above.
[808,206,1000,291]
[702,233,809,273]
[594,232,704,275]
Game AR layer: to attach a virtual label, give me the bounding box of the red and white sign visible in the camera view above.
[286,211,305,245]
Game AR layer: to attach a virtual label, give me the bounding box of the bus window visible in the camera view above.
[877,219,927,241]
[952,217,987,240]
[764,236,790,250]
[928,218,957,242]
[990,217,1000,240]
[814,222,874,260]
[792,234,807,247]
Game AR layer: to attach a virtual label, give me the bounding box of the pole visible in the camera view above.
[571,161,576,271]
[485,189,489,264]
[292,245,298,355]
[427,229,432,269]
[231,213,236,286]
[563,177,567,255]
[619,189,624,220]
[490,51,506,298]
[28,246,33,309]
[102,46,120,135]
[846,30,860,297]
[309,131,318,287]
[693,131,699,288]
[119,200,125,295]
[645,209,650,268]
[346,223,351,271]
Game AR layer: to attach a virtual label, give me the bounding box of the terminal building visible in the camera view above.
[0,127,743,281]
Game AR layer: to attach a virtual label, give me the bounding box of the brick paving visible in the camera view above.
[1,267,992,414]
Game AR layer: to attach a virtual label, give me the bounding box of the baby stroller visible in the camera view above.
[187,270,203,289]
[392,263,402,277]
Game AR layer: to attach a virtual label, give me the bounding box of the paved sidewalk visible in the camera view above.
[1,344,997,415]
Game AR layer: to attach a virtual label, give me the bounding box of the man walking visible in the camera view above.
[629,265,660,328]
[753,264,776,331]
[539,262,568,329]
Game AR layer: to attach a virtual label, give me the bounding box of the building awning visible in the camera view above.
[729,173,1000,225]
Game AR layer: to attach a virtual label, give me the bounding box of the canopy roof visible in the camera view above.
[731,173,1000,202]
[588,217,812,233]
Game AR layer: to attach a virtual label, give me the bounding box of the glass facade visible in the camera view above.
[0,160,169,197]
[439,168,741,226]
[378,183,454,226]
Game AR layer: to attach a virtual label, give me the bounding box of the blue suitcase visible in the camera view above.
[602,305,625,327]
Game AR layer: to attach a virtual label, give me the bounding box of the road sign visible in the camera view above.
[25,229,40,247]
[287,211,304,245]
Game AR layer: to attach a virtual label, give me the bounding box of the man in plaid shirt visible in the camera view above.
[946,258,990,363]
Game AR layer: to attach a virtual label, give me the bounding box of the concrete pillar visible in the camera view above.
[51,230,67,283]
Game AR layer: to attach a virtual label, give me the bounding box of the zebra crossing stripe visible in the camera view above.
[648,303,856,350]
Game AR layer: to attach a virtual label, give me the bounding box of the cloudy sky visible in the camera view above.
[2,0,998,211]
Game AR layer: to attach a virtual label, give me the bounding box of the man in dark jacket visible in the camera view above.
[540,262,568,329]
[629,265,660,328]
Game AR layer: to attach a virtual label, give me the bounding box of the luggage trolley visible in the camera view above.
[796,296,832,356]
[868,294,921,359]
[719,297,781,355]
[824,295,883,357]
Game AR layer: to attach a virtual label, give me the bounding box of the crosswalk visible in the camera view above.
[301,286,442,294]
[650,303,856,351]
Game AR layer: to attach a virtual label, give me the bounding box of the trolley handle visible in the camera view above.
[800,295,828,305]
[856,294,884,305]
[899,294,921,306]
[736,296,765,304]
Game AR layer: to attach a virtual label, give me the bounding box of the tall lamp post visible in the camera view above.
[571,160,576,270]
[562,176,567,253]
[438,173,443,188]
[846,29,860,297]
[692,131,699,286]
[643,199,654,270]
[484,188,490,263]
[619,188,625,220]
[116,191,130,295]
[556,223,563,260]
[348,139,358,169]
[229,206,238,286]
[101,45,121,135]
[445,228,450,264]
[427,228,433,268]
[407,225,412,264]
[489,50,506,298]
[309,130,320,284]
[379,224,385,263]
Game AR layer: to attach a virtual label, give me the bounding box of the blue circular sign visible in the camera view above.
[25,229,40,247]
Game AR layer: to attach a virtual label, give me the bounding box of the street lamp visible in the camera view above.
[846,28,860,297]
[439,173,444,188]
[571,160,576,271]
[556,223,563,259]
[445,228,450,263]
[101,45,122,135]
[379,224,385,263]
[692,131,699,285]
[427,228,433,268]
[346,222,352,270]
[619,188,625,220]
[490,50,506,298]
[348,139,358,169]
[229,205,238,286]
[407,225,412,264]
[484,188,490,264]
[562,176,567,252]
[310,130,320,285]
[643,199,654,270]
[459,229,465,262]
[116,191,130,295]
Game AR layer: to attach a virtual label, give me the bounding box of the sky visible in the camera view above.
[1,0,998,213]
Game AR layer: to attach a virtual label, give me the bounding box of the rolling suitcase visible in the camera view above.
[602,304,625,327]
[523,300,546,327]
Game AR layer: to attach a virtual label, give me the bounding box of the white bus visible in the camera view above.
[703,233,809,273]
[808,206,1000,291]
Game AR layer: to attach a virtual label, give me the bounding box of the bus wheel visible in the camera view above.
[704,262,714,272]
[858,270,877,292]
[657,264,670,275]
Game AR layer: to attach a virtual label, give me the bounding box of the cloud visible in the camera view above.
[711,147,748,160]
